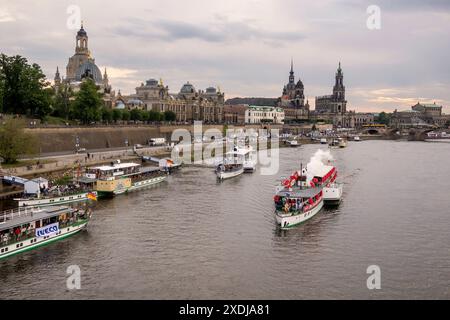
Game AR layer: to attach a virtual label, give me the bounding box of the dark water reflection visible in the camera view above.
[0,141,449,299]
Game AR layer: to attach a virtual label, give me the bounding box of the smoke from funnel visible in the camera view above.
[306,149,334,182]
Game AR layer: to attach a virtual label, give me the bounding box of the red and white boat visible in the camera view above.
[274,157,342,229]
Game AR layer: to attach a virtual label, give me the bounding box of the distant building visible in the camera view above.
[278,60,310,122]
[223,104,247,124]
[315,62,347,115]
[310,62,373,128]
[54,24,114,108]
[391,102,448,128]
[245,106,285,124]
[118,79,224,123]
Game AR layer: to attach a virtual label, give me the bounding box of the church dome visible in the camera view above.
[296,80,304,88]
[205,87,217,94]
[180,82,196,94]
[75,60,103,83]
[146,79,158,86]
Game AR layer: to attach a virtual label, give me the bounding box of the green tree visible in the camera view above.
[52,83,74,119]
[163,110,176,122]
[101,107,113,123]
[71,79,103,124]
[122,109,131,121]
[148,110,160,122]
[112,109,122,123]
[130,108,143,122]
[0,119,38,164]
[375,112,391,125]
[0,54,52,118]
[142,110,150,122]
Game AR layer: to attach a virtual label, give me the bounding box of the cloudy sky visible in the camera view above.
[1,0,449,112]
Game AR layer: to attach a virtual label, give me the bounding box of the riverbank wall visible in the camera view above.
[26,124,280,154]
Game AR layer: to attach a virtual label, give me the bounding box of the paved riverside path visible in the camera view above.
[1,146,171,178]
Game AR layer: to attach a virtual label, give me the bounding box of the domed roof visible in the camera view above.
[115,101,126,109]
[205,87,217,94]
[75,60,103,83]
[146,79,158,86]
[180,82,196,94]
[127,99,144,105]
[296,79,304,88]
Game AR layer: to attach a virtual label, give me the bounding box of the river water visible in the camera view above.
[1,140,449,299]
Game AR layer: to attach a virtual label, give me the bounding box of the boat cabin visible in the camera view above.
[86,162,141,181]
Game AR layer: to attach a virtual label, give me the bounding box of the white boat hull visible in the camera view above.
[323,183,343,206]
[243,161,256,173]
[217,168,244,180]
[16,192,97,208]
[276,200,324,229]
[113,176,167,195]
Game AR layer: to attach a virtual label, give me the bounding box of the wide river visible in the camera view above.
[1,140,449,299]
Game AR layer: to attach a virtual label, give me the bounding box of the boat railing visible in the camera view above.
[0,207,40,225]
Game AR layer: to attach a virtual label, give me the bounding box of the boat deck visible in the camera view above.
[276,186,322,198]
[0,207,71,230]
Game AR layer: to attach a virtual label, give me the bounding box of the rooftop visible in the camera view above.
[91,162,141,171]
[0,207,74,231]
[248,105,283,112]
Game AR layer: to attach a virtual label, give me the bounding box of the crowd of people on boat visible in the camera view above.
[130,169,165,183]
[0,208,91,247]
[274,193,322,214]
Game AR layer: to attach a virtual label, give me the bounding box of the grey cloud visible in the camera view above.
[111,17,305,43]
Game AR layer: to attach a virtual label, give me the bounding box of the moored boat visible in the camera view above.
[0,206,92,260]
[338,138,348,148]
[287,140,300,148]
[85,161,167,198]
[11,175,98,208]
[15,191,97,208]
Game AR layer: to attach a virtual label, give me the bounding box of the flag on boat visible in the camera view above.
[87,192,98,201]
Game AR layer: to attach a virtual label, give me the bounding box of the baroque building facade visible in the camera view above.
[117,79,224,123]
[391,102,449,128]
[54,24,114,107]
[277,60,310,122]
[245,106,285,124]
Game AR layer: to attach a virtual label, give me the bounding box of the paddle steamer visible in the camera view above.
[274,162,341,229]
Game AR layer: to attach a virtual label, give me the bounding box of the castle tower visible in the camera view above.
[333,62,345,101]
[333,62,347,113]
[103,68,109,86]
[54,66,61,93]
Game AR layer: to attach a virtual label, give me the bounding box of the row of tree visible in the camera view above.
[1,53,176,125]
[101,106,176,123]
